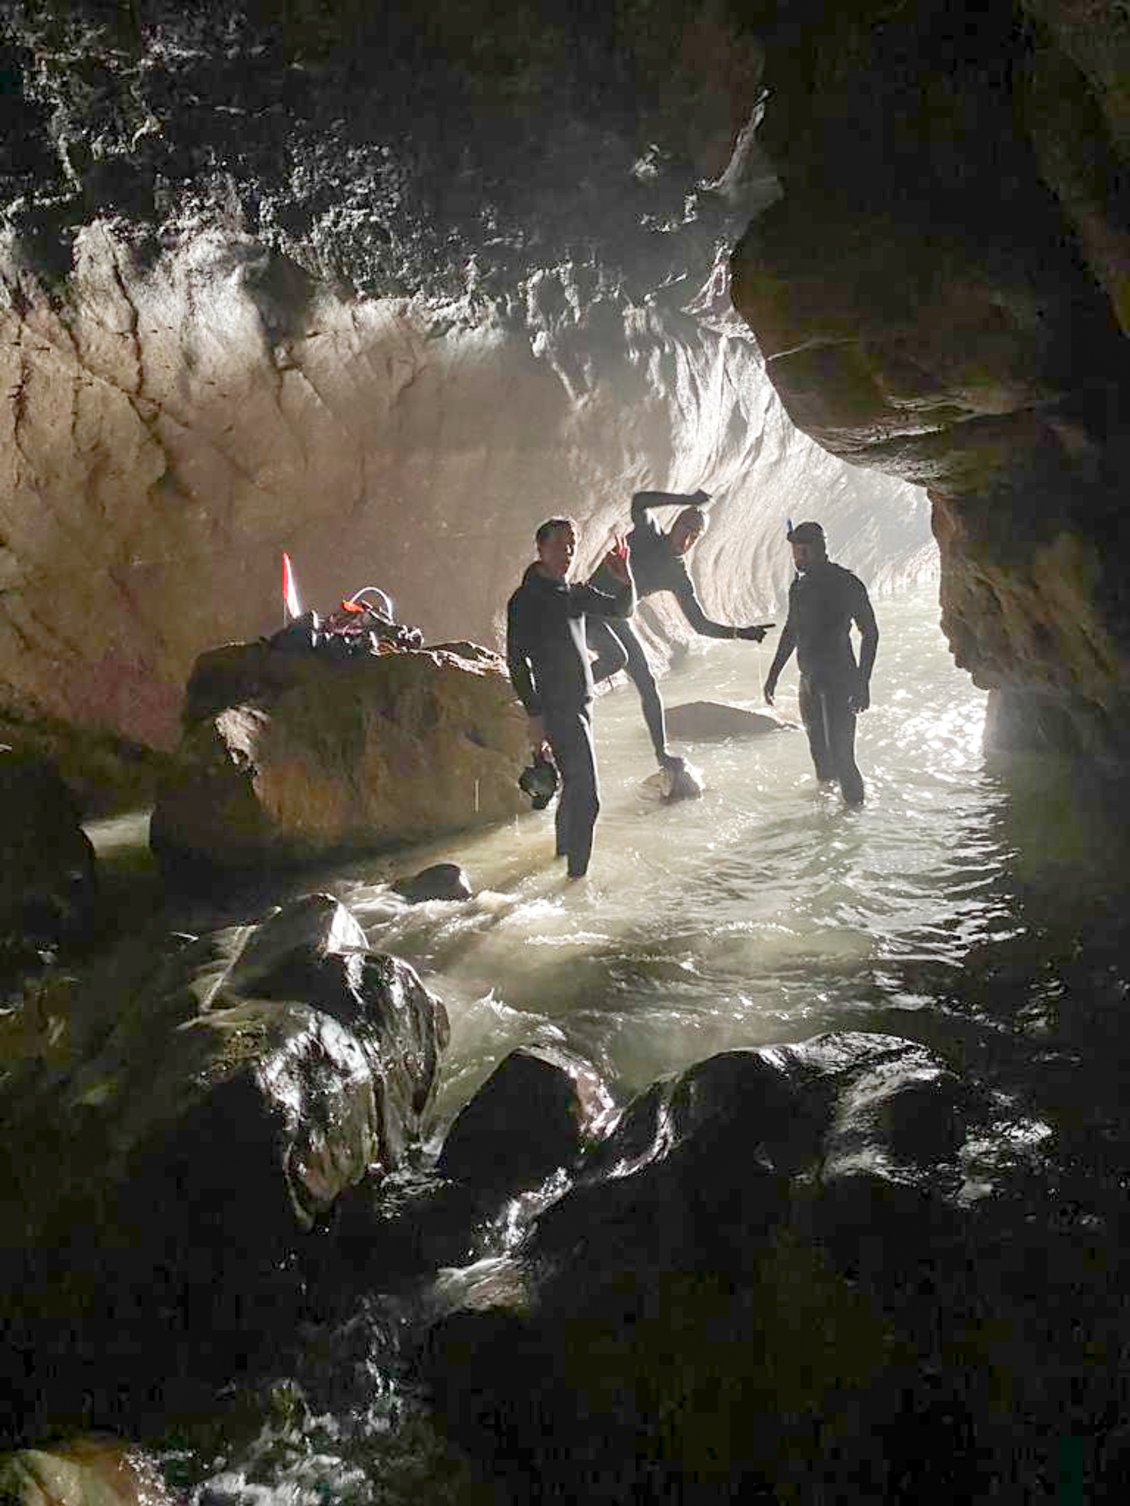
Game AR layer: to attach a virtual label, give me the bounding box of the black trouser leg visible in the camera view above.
[617,620,667,761]
[826,694,865,805]
[545,704,600,876]
[799,675,864,804]
[799,676,837,781]
[586,617,630,685]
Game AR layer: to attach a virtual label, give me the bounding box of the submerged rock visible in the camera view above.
[150,641,528,873]
[665,700,792,740]
[393,863,473,904]
[425,1031,1057,1501]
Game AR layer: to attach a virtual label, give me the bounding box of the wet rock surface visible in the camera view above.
[392,863,473,905]
[0,748,97,989]
[0,892,448,1440]
[150,640,528,873]
[729,0,1130,760]
[0,3,926,749]
[0,1437,175,1506]
[437,1043,616,1197]
[423,1030,1095,1501]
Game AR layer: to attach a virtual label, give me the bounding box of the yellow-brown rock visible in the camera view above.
[0,1438,174,1506]
[150,641,528,871]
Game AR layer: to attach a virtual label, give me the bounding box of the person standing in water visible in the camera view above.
[763,520,879,806]
[586,489,773,772]
[507,517,635,878]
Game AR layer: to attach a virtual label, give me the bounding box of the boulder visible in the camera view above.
[665,701,791,740]
[0,1438,174,1506]
[437,1044,616,1196]
[0,892,448,1429]
[150,642,528,873]
[393,863,474,904]
[642,756,705,802]
[0,747,96,963]
[425,1032,1056,1502]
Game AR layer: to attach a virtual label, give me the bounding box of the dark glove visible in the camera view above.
[735,624,770,643]
[690,487,712,505]
[847,682,871,714]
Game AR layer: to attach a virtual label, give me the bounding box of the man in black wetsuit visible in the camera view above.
[507,517,635,878]
[587,489,772,771]
[763,520,879,807]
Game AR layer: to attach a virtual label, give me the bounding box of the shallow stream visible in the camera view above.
[84,580,1130,1502]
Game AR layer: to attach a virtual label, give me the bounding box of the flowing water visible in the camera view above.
[330,580,1002,1131]
[82,579,1130,1503]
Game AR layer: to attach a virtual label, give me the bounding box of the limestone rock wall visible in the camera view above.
[0,227,925,749]
[0,2,934,754]
[729,0,1130,759]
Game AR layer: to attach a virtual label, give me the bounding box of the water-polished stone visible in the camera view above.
[393,863,473,904]
[0,892,448,1437]
[425,1031,1052,1503]
[437,1043,616,1196]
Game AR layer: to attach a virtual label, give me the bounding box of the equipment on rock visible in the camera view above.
[268,566,424,659]
[343,585,395,621]
[518,751,559,810]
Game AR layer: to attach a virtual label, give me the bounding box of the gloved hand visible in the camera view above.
[847,683,871,714]
[735,624,771,642]
[763,676,777,707]
[690,487,712,505]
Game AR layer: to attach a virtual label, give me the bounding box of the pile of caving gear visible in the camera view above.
[269,586,425,661]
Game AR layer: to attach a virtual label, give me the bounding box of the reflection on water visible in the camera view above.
[83,583,1130,1137]
[318,585,1004,1124]
[77,582,1130,1504]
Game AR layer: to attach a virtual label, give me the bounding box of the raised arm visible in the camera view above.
[575,571,636,622]
[629,488,711,526]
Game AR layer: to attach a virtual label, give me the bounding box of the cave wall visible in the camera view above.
[0,2,926,752]
[0,227,925,747]
[729,0,1130,760]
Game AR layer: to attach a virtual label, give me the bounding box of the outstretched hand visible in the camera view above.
[736,623,773,643]
[603,534,631,583]
[691,487,712,505]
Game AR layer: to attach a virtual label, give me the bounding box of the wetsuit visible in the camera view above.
[766,560,878,805]
[587,492,757,764]
[507,563,635,877]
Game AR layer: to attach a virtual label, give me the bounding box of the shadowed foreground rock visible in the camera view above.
[0,748,96,977]
[437,1044,616,1198]
[0,893,448,1440]
[150,641,528,873]
[424,1031,1081,1502]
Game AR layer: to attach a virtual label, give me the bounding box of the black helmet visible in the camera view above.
[518,752,559,810]
[786,520,825,546]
